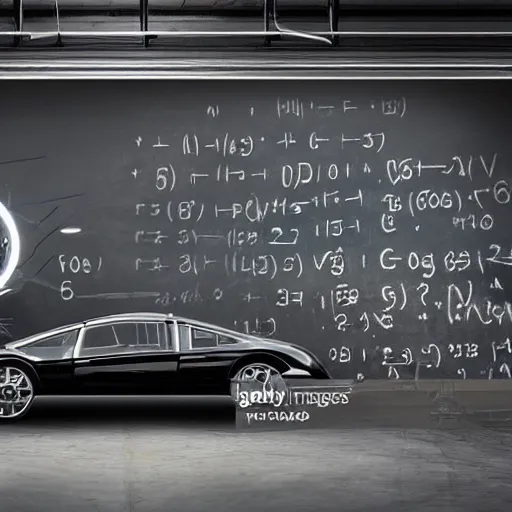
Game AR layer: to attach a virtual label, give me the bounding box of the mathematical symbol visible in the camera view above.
[251,169,267,180]
[345,190,363,204]
[153,136,169,148]
[207,105,219,117]
[131,169,139,178]
[242,293,262,303]
[491,278,504,290]
[190,173,209,185]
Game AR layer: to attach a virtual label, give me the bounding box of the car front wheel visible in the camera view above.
[0,364,36,420]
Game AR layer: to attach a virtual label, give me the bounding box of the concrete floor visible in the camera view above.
[1,396,512,512]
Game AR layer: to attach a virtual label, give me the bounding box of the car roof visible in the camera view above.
[85,312,170,327]
[6,312,253,348]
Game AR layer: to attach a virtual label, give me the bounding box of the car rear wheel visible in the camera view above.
[230,362,287,403]
[0,364,35,420]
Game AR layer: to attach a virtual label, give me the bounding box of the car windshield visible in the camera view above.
[14,330,78,360]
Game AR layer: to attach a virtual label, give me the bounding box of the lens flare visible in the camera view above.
[0,202,20,290]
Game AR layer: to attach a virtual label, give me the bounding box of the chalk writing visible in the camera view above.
[37,83,512,381]
[57,255,103,301]
[127,92,512,380]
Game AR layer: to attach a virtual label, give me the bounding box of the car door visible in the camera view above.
[73,320,179,395]
[176,323,242,395]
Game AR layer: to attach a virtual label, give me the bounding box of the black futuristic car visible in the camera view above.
[0,313,331,420]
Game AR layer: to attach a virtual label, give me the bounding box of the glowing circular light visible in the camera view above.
[0,202,20,290]
[60,226,82,235]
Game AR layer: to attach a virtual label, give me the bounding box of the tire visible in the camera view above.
[230,362,287,404]
[0,362,36,421]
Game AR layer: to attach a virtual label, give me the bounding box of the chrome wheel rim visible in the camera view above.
[0,366,34,419]
[231,363,285,402]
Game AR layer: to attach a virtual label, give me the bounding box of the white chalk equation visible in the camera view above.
[45,92,512,380]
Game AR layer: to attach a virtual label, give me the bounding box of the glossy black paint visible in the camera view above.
[0,318,331,396]
[34,361,74,395]
[177,350,239,395]
[74,352,180,395]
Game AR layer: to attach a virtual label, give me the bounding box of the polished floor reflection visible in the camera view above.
[1,396,512,512]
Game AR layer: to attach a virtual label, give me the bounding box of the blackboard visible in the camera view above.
[0,79,511,381]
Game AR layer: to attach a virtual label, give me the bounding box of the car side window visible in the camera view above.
[218,334,238,345]
[15,330,78,360]
[79,322,169,357]
[178,324,190,350]
[188,328,239,349]
[190,328,217,349]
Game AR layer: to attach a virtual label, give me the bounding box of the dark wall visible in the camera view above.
[0,80,511,380]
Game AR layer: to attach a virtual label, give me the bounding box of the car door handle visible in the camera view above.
[76,360,91,364]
